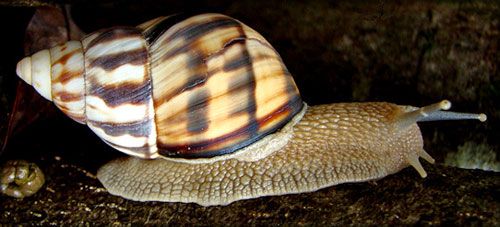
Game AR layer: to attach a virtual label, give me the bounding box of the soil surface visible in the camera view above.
[1,153,498,225]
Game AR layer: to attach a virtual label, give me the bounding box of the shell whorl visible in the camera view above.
[81,26,158,158]
[17,41,86,123]
[15,13,303,160]
[146,14,302,158]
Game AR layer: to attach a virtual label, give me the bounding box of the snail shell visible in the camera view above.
[16,14,303,160]
[0,160,45,198]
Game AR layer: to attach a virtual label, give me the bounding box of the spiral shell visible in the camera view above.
[16,14,303,160]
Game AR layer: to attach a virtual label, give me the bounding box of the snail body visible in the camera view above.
[15,14,486,206]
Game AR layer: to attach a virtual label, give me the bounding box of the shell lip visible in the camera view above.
[157,100,307,163]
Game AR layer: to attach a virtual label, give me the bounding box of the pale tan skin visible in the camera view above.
[97,101,485,206]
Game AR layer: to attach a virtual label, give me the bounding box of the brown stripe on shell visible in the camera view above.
[182,74,207,91]
[88,48,148,71]
[225,63,295,118]
[227,36,259,139]
[82,26,159,158]
[53,69,82,85]
[153,39,252,125]
[204,52,279,81]
[183,53,208,91]
[259,87,302,131]
[148,14,266,109]
[150,14,302,158]
[49,41,86,124]
[83,27,151,106]
[88,119,153,138]
[153,41,295,126]
[51,49,81,68]
[151,74,206,108]
[223,46,252,71]
[151,54,209,105]
[54,91,83,103]
[187,89,209,133]
[153,36,254,114]
[166,15,240,44]
[159,17,243,61]
[86,79,152,107]
[85,26,144,50]
[141,13,197,45]
[158,95,303,158]
[181,48,210,133]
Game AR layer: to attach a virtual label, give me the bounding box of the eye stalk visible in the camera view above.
[394,100,487,178]
[397,100,487,130]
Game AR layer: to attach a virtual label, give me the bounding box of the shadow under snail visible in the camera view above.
[14,13,486,206]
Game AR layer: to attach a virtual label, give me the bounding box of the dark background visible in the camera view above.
[0,0,498,225]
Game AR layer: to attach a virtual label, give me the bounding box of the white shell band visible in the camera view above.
[31,49,52,101]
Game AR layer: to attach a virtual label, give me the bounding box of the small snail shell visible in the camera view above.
[16,14,487,206]
[0,160,45,198]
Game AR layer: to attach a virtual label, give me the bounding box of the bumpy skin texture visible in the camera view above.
[97,102,424,206]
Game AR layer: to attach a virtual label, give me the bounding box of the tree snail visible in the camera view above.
[15,13,487,206]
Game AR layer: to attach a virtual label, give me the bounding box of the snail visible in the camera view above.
[15,13,486,206]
